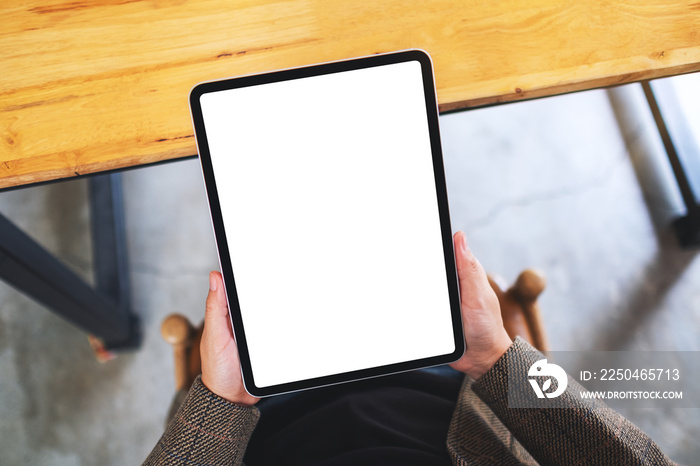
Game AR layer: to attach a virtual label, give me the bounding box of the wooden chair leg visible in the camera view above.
[509,269,548,352]
[490,275,534,346]
[161,314,195,391]
[489,269,548,352]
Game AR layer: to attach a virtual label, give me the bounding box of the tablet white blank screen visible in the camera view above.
[200,60,455,388]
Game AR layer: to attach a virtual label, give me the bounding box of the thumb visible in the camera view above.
[205,271,232,330]
[453,231,491,307]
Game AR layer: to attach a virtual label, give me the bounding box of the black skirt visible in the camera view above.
[244,367,464,466]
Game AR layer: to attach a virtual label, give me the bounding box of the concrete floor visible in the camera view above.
[1,85,699,465]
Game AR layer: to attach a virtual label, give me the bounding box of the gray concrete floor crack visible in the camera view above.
[468,151,631,232]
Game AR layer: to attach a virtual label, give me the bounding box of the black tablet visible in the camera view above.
[190,49,464,397]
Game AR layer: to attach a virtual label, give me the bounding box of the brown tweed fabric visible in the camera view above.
[447,375,537,465]
[464,337,675,466]
[143,376,260,466]
[145,339,675,465]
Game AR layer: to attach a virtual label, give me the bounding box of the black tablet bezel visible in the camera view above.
[190,49,464,397]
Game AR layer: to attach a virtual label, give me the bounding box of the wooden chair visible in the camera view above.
[489,269,548,352]
[160,314,204,424]
[161,269,547,404]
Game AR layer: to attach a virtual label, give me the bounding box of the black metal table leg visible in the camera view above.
[0,172,140,349]
[642,80,700,248]
[88,173,132,323]
[88,172,140,349]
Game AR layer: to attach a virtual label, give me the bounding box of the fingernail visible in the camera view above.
[209,273,218,291]
[459,232,468,253]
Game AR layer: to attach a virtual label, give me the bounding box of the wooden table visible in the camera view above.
[2,0,700,189]
[1,0,699,350]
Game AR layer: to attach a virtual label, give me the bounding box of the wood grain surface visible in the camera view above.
[2,0,700,188]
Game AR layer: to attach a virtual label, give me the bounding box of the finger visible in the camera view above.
[204,271,234,335]
[453,232,492,308]
[454,231,484,283]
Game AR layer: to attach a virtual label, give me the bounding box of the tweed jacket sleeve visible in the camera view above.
[447,337,675,465]
[143,375,260,466]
